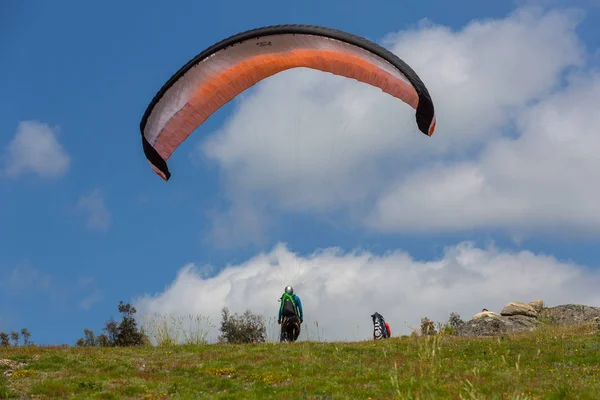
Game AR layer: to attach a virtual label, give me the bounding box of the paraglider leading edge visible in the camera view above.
[139,24,436,182]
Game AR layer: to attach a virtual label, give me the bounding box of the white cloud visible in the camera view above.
[367,70,600,236]
[133,241,600,343]
[77,189,112,232]
[2,120,70,179]
[192,6,593,244]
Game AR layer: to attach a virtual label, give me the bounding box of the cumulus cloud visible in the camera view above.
[77,189,112,232]
[192,6,595,245]
[2,120,70,179]
[367,71,600,236]
[133,241,600,343]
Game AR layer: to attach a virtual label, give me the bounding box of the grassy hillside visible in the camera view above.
[1,323,599,399]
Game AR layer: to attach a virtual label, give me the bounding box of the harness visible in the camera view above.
[280,292,299,318]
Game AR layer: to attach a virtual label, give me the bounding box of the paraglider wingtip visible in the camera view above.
[149,163,171,182]
[428,118,436,136]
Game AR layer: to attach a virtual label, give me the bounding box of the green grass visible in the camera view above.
[1,322,600,399]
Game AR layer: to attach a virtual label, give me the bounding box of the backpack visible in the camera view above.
[378,314,389,339]
[372,312,389,339]
[280,292,299,318]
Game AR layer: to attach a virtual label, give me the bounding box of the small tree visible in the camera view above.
[420,317,437,336]
[10,331,19,346]
[75,301,149,347]
[440,312,465,335]
[114,301,147,346]
[83,328,97,346]
[218,307,267,344]
[448,312,464,329]
[20,328,31,346]
[0,332,9,347]
[97,333,111,347]
[103,319,119,345]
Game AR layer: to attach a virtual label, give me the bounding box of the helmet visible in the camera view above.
[285,286,293,295]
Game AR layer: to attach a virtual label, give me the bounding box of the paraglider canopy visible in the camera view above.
[140,24,436,181]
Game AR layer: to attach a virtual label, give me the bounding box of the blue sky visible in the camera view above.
[2,0,600,345]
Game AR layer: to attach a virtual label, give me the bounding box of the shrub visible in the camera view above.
[447,312,464,330]
[20,328,31,346]
[0,332,9,347]
[76,301,150,347]
[420,317,437,336]
[103,319,119,345]
[10,331,19,346]
[114,301,147,346]
[218,307,267,344]
[440,312,465,335]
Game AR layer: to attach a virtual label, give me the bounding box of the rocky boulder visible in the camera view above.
[472,311,501,320]
[538,304,600,326]
[1,358,27,377]
[528,299,545,313]
[501,302,538,318]
[452,299,600,337]
[457,314,539,337]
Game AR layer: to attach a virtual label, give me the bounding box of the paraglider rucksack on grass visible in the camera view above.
[372,312,389,340]
[280,292,299,318]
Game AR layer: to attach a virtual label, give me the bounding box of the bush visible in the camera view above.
[420,317,437,336]
[0,332,10,347]
[10,331,19,346]
[440,312,465,335]
[218,307,267,344]
[76,301,150,347]
[114,301,147,346]
[447,312,464,330]
[76,328,97,347]
[20,328,31,346]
